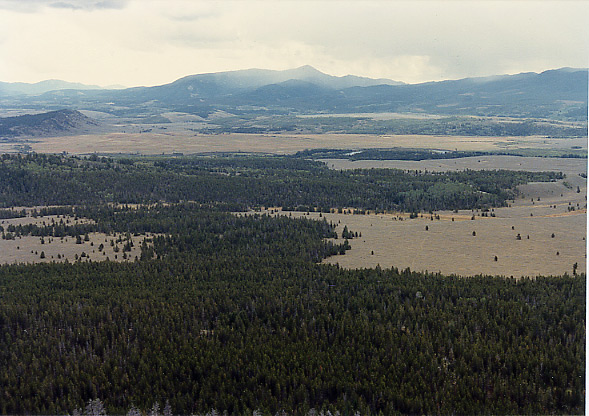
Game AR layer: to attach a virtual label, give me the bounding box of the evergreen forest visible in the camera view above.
[0,153,583,415]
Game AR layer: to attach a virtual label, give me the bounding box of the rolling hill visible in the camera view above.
[0,109,99,138]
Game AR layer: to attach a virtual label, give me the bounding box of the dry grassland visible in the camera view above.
[259,204,585,277]
[255,156,587,277]
[322,155,587,177]
[0,215,151,265]
[2,132,586,155]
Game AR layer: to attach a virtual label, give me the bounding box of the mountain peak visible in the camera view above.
[292,65,323,74]
[165,66,402,96]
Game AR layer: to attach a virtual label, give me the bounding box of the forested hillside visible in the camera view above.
[0,153,562,212]
[0,154,583,415]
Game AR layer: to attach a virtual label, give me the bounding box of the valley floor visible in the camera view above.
[1,131,586,155]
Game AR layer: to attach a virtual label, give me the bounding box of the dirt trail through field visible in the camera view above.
[539,209,586,218]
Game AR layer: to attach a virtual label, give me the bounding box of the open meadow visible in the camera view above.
[321,155,587,176]
[257,156,587,277]
[1,131,586,155]
[0,215,149,264]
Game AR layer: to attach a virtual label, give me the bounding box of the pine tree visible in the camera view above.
[84,399,105,416]
[126,404,142,416]
[163,401,173,416]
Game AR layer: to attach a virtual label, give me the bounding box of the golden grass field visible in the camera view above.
[255,157,587,277]
[259,203,585,278]
[321,155,587,177]
[2,131,586,155]
[0,215,150,264]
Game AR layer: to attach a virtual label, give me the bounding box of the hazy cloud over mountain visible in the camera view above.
[0,1,586,86]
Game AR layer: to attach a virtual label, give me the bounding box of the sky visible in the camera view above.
[0,0,587,87]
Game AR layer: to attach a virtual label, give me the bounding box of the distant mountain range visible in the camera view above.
[0,80,125,96]
[0,66,586,121]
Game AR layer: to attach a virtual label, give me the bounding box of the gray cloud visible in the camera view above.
[49,2,85,9]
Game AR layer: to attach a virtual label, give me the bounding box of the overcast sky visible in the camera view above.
[0,0,587,87]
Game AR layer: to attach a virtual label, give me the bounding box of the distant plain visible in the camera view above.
[1,130,586,155]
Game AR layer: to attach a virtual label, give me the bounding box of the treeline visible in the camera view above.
[293,148,489,161]
[0,204,584,414]
[0,153,563,212]
[1,204,345,262]
[293,147,588,161]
